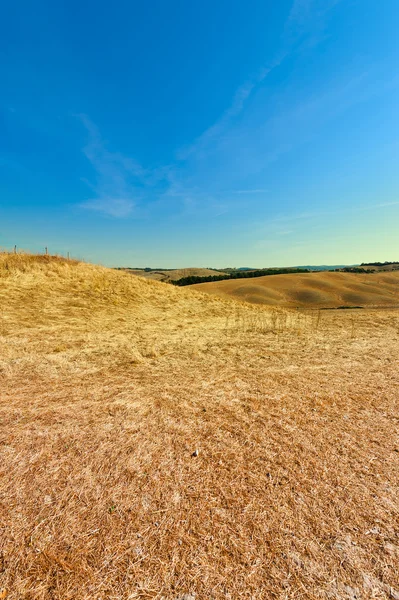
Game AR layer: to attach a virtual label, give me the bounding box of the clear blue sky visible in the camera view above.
[1,0,398,267]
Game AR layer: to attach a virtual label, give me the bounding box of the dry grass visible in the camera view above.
[191,270,399,309]
[1,253,399,599]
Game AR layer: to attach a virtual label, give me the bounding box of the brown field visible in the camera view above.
[122,268,226,283]
[191,270,399,309]
[1,253,399,599]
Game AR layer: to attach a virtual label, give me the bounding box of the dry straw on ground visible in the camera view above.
[0,253,398,599]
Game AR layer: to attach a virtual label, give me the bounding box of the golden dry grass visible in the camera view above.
[1,253,399,599]
[191,270,399,309]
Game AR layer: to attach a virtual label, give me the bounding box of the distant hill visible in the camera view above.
[221,265,354,272]
[117,262,399,284]
[360,261,399,271]
[293,265,356,271]
[172,268,309,287]
[191,270,399,308]
[119,267,227,282]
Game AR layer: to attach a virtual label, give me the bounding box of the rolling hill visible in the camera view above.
[1,253,399,599]
[120,267,227,282]
[191,269,399,308]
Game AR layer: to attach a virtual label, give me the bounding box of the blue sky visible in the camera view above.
[1,0,398,267]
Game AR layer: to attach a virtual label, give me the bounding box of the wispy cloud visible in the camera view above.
[76,2,395,225]
[284,0,344,47]
[178,56,286,160]
[212,59,399,180]
[285,0,313,37]
[78,114,148,218]
[177,0,342,163]
[268,200,399,225]
[366,200,399,210]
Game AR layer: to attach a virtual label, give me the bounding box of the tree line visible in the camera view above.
[360,261,399,267]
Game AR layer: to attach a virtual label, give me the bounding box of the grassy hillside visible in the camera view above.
[1,253,399,599]
[191,269,399,308]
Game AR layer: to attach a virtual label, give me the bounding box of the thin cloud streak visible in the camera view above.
[76,2,395,227]
[177,0,343,163]
[215,61,398,180]
[178,55,286,160]
[269,200,399,224]
[284,0,344,48]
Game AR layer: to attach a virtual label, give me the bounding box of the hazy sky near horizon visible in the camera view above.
[1,0,398,267]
